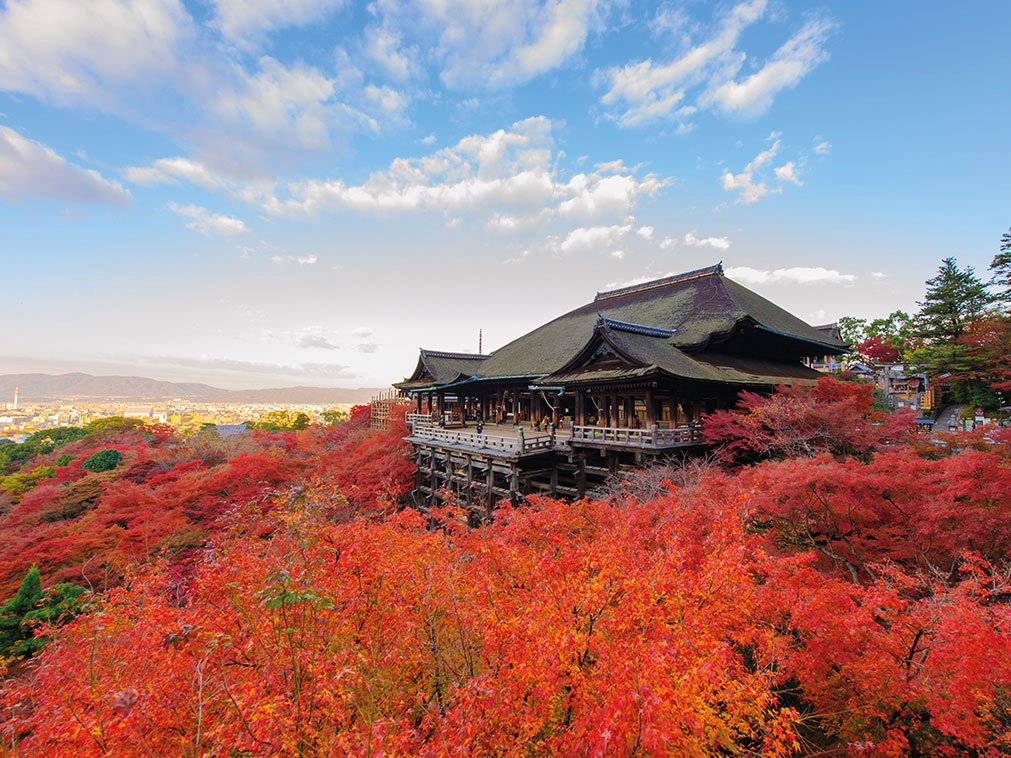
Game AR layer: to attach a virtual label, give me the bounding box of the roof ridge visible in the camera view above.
[593,263,724,302]
[595,315,676,338]
[420,349,490,360]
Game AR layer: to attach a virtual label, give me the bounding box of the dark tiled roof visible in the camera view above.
[475,265,846,380]
[393,349,489,391]
[536,320,821,387]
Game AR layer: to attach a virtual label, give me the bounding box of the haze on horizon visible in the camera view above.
[1,0,1007,389]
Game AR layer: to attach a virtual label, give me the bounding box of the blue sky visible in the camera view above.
[1,0,1008,388]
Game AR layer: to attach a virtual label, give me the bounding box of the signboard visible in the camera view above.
[975,407,985,425]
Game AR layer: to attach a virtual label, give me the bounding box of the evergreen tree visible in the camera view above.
[912,258,991,402]
[0,567,86,661]
[989,226,1011,306]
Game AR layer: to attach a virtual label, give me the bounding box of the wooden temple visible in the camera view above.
[394,264,848,512]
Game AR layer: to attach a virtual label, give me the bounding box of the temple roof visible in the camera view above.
[535,315,822,387]
[393,349,489,391]
[475,264,846,380]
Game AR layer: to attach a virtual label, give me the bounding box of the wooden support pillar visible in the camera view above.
[428,446,437,503]
[485,457,495,522]
[550,466,558,497]
[574,390,584,426]
[465,454,473,505]
[510,464,520,504]
[576,455,587,498]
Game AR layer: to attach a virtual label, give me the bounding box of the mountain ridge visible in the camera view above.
[0,373,383,405]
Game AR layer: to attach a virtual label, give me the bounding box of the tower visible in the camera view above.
[12,387,18,410]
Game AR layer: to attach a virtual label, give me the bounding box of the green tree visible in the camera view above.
[82,416,144,436]
[80,448,122,473]
[988,226,1011,306]
[249,410,311,431]
[911,257,991,402]
[321,407,349,425]
[0,567,86,661]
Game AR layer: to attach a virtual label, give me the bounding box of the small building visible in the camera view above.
[395,264,848,512]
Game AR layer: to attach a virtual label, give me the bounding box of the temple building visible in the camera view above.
[394,264,848,512]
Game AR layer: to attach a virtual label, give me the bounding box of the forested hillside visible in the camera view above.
[0,377,1008,756]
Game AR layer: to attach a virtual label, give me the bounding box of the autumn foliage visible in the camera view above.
[1,384,1009,757]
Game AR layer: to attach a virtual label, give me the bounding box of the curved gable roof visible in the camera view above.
[476,264,846,380]
[394,349,489,391]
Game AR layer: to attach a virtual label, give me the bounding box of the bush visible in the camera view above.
[80,449,122,473]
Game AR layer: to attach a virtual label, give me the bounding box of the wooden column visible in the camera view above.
[465,454,473,505]
[645,389,656,427]
[574,390,584,426]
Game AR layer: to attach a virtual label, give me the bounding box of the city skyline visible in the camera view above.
[2,0,1008,389]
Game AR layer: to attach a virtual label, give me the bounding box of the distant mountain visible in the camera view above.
[0,373,382,405]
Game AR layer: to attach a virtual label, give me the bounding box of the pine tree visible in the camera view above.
[912,258,991,402]
[989,227,1011,306]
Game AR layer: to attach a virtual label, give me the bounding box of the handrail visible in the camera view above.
[409,425,556,455]
[570,424,702,448]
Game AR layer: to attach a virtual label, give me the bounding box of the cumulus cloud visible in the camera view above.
[725,266,857,285]
[597,0,834,128]
[211,0,346,46]
[260,117,667,226]
[169,202,247,235]
[721,140,782,204]
[707,15,836,116]
[774,161,802,185]
[558,223,631,254]
[636,225,654,240]
[0,125,132,206]
[370,0,611,90]
[683,230,731,250]
[659,236,678,250]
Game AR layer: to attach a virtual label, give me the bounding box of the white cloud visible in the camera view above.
[721,139,782,203]
[725,266,856,285]
[271,253,318,266]
[0,125,131,206]
[558,223,631,254]
[707,16,836,116]
[212,57,345,153]
[363,22,417,81]
[169,203,247,235]
[212,0,346,46]
[813,138,831,155]
[610,249,625,260]
[0,0,191,107]
[871,271,886,280]
[598,1,834,127]
[260,117,667,226]
[124,156,227,192]
[774,161,802,185]
[372,0,610,89]
[659,236,678,250]
[636,225,654,240]
[598,0,767,127]
[684,230,731,250]
[421,133,436,145]
[365,83,409,117]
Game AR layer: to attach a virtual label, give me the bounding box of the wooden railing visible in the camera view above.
[570,424,702,448]
[405,412,436,428]
[408,425,556,455]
